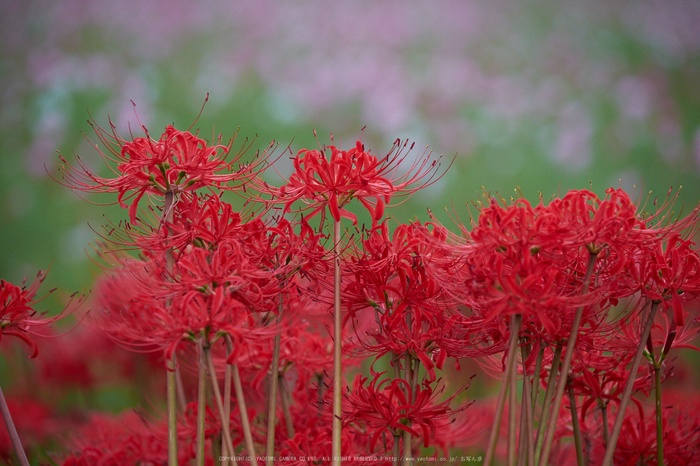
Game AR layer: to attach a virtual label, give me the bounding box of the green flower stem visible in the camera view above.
[166,358,179,466]
[393,434,401,466]
[332,219,343,466]
[537,252,598,466]
[213,433,222,465]
[0,384,29,466]
[518,345,535,466]
[196,342,207,466]
[164,190,178,466]
[508,330,519,466]
[403,353,414,466]
[534,345,562,463]
[233,362,258,465]
[279,376,295,439]
[601,301,659,466]
[265,331,282,466]
[654,364,663,466]
[176,365,187,413]
[265,294,285,465]
[531,346,544,409]
[222,337,234,466]
[392,354,402,466]
[599,401,609,446]
[484,313,522,466]
[567,381,584,466]
[517,383,528,466]
[202,341,236,465]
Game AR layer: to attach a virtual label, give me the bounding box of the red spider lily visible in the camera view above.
[0,272,77,358]
[344,221,443,320]
[92,245,281,365]
[167,400,262,453]
[645,235,700,326]
[0,398,55,461]
[342,221,477,378]
[174,239,275,307]
[349,305,478,382]
[232,317,337,391]
[572,366,638,422]
[60,411,192,465]
[446,198,600,342]
[545,188,699,275]
[573,396,700,466]
[223,214,330,300]
[647,311,700,359]
[431,188,698,346]
[30,325,136,391]
[56,119,271,224]
[258,137,445,226]
[280,428,392,466]
[342,372,463,452]
[98,192,255,254]
[430,400,492,457]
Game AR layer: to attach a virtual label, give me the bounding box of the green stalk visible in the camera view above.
[654,364,663,466]
[202,341,237,465]
[601,301,659,466]
[232,362,258,465]
[196,342,207,466]
[403,354,413,466]
[567,382,584,466]
[279,376,295,439]
[265,331,282,466]
[213,433,222,465]
[524,370,536,466]
[599,401,609,446]
[534,346,562,462]
[332,219,343,466]
[484,314,522,466]
[517,384,528,466]
[537,252,598,466]
[531,346,544,408]
[166,358,179,466]
[0,384,29,466]
[518,345,535,466]
[265,291,284,466]
[393,434,401,466]
[164,190,178,466]
[392,355,402,466]
[175,364,187,413]
[508,330,519,466]
[222,338,233,466]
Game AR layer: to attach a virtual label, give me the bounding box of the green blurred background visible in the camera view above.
[2,0,700,322]
[1,1,700,460]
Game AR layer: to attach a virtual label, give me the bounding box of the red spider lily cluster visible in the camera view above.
[2,114,700,466]
[1,271,79,358]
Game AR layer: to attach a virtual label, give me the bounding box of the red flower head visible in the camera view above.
[61,411,190,465]
[343,372,464,452]
[56,114,271,224]
[0,271,76,358]
[259,137,447,226]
